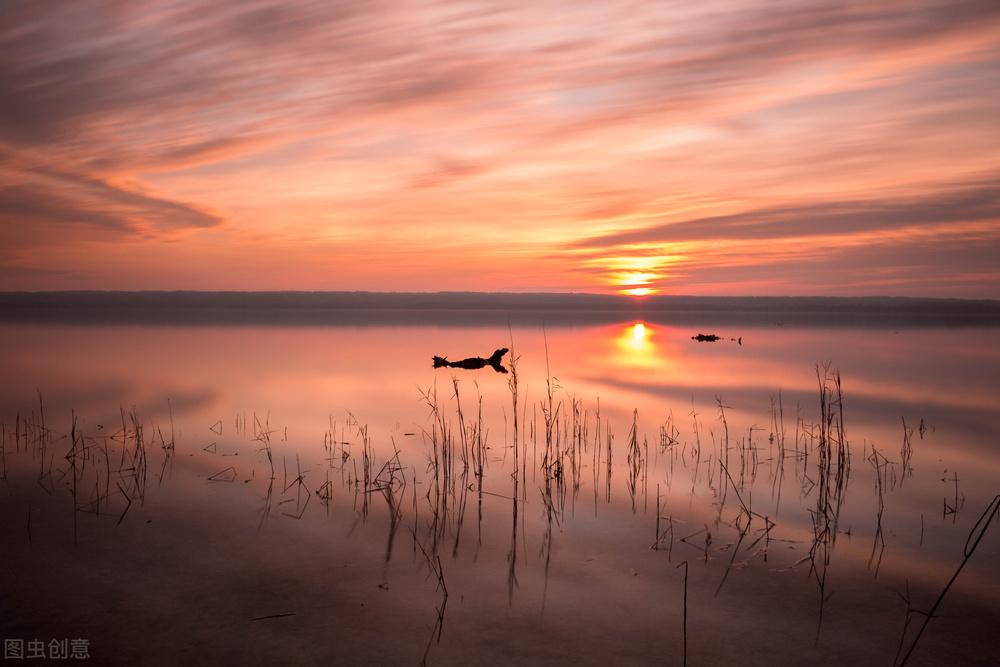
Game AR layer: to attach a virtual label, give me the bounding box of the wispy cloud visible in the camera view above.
[0,152,222,256]
[571,179,1000,247]
[0,0,998,293]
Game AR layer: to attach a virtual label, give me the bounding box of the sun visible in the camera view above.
[601,257,673,296]
[612,269,661,296]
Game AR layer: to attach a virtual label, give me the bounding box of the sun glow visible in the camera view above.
[612,269,661,296]
[600,254,682,296]
[616,271,660,285]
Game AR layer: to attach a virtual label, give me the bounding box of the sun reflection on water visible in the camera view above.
[615,321,659,367]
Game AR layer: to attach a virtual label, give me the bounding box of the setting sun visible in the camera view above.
[622,287,657,297]
[610,267,662,296]
[616,271,660,285]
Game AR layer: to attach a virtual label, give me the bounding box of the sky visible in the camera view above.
[1,0,999,297]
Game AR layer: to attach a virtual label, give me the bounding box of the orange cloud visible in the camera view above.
[1,1,999,294]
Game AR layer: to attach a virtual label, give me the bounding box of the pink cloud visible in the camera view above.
[1,0,998,295]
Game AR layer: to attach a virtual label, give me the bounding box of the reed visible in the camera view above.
[3,354,993,666]
[895,494,1000,666]
[677,560,689,667]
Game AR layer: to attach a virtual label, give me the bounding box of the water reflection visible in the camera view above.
[630,321,648,346]
[615,321,658,368]
[0,319,998,665]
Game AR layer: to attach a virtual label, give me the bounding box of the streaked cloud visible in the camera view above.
[571,179,1000,246]
[0,0,998,294]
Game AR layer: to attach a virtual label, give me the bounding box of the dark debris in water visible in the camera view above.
[692,333,742,345]
[432,347,509,373]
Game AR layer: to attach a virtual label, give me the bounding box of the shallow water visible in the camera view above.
[1,317,998,665]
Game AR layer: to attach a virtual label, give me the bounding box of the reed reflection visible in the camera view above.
[0,321,998,666]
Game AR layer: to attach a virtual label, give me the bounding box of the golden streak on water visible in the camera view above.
[615,321,659,368]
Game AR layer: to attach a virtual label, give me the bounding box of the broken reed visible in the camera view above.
[894,493,1000,667]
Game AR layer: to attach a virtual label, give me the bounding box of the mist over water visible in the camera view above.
[1,305,998,665]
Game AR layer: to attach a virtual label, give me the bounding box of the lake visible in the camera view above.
[1,298,998,665]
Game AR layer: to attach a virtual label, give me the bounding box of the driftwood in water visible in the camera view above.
[433,348,509,373]
[692,333,742,345]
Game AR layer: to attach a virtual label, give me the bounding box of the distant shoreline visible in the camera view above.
[2,291,998,327]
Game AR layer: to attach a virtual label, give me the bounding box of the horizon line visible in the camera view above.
[2,289,998,303]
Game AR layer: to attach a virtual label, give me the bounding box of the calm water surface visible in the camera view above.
[1,318,998,665]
